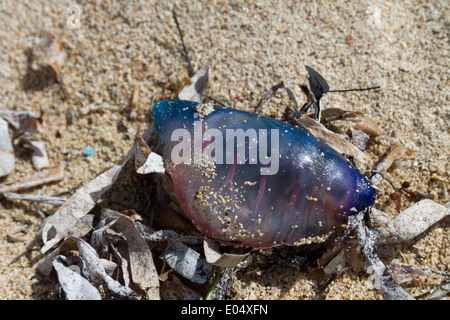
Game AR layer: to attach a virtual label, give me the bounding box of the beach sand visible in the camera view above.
[0,0,448,299]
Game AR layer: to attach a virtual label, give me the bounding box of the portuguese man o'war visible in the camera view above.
[154,99,376,248]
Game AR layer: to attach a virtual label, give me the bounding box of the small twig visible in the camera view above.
[8,248,40,266]
[227,85,235,109]
[33,202,46,218]
[172,8,194,77]
[2,192,66,206]
[7,226,30,242]
[414,278,450,300]
[314,273,338,300]
[329,86,381,93]
[206,95,228,108]
[254,81,285,113]
[51,182,83,197]
[0,165,64,194]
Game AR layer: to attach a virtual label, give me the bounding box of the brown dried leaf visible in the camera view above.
[377,200,449,244]
[0,110,39,134]
[40,161,127,253]
[38,236,142,300]
[39,31,66,78]
[163,240,213,284]
[371,144,406,186]
[203,238,249,268]
[297,116,370,167]
[68,214,94,238]
[310,108,362,123]
[52,255,102,300]
[355,118,384,137]
[92,209,160,299]
[105,216,160,300]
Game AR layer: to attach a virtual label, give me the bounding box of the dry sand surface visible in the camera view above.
[0,0,448,299]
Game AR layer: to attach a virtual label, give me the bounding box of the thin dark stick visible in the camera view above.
[172,9,194,77]
[51,182,83,197]
[254,81,285,113]
[3,192,66,206]
[359,169,398,190]
[8,248,39,266]
[314,273,338,300]
[206,95,228,108]
[329,86,381,93]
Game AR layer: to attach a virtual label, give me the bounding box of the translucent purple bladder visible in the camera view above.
[154,100,376,248]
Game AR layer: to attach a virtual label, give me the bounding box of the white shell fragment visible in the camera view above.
[377,200,449,244]
[349,128,370,151]
[0,117,14,178]
[135,136,165,174]
[178,66,209,102]
[323,249,346,275]
[27,139,50,170]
